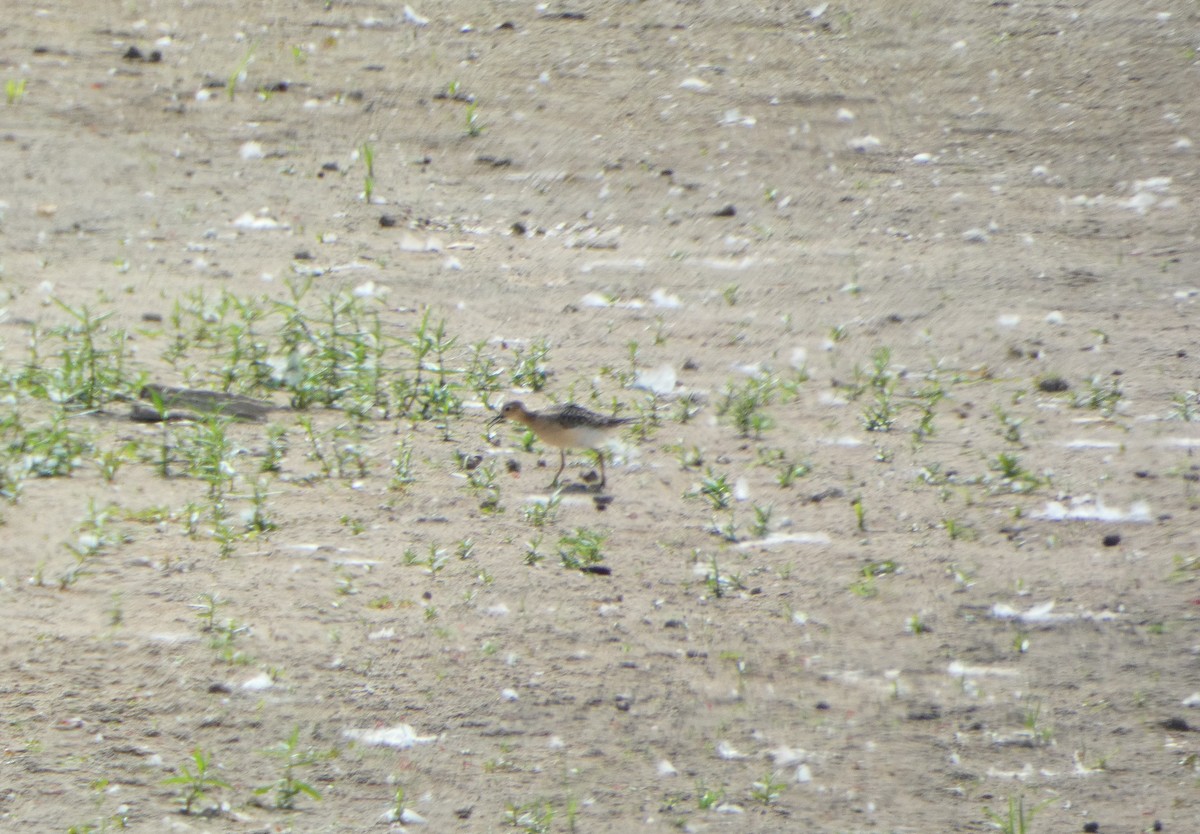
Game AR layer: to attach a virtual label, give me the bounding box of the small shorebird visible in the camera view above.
[490,400,632,489]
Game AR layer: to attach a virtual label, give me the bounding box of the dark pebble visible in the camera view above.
[1102,534,1121,547]
[1037,376,1070,392]
[1160,717,1191,732]
[712,204,737,217]
[906,704,942,721]
[1083,823,1099,833]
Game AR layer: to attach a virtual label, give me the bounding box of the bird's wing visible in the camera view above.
[550,403,629,429]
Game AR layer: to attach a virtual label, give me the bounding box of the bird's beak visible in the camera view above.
[488,413,504,428]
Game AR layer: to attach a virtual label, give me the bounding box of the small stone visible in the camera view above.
[1037,376,1070,393]
[906,703,942,721]
[712,204,737,217]
[1083,823,1099,833]
[1102,534,1121,547]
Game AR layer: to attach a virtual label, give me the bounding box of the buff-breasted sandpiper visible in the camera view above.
[490,400,632,489]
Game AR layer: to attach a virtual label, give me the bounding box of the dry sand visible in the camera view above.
[2,1,1199,831]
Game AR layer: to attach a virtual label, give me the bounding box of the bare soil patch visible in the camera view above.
[2,1,1199,832]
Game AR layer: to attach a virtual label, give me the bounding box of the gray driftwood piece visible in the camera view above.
[131,384,274,423]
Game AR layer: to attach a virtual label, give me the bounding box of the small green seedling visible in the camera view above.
[227,43,257,100]
[255,726,329,809]
[359,142,376,202]
[558,527,606,570]
[982,794,1052,834]
[164,748,232,814]
[5,78,26,104]
[750,770,786,805]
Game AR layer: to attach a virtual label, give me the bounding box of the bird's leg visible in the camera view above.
[597,451,607,489]
[550,448,566,488]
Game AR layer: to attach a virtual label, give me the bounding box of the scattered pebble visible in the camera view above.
[239,141,265,160]
[715,740,748,760]
[232,211,288,231]
[1036,498,1151,523]
[847,134,881,152]
[632,363,677,395]
[720,109,756,127]
[403,4,429,26]
[240,672,274,691]
[343,725,435,748]
[649,288,681,308]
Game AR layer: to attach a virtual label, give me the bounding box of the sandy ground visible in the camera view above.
[2,1,1200,831]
